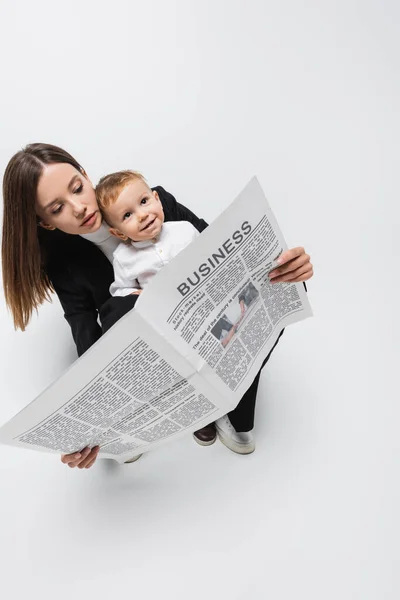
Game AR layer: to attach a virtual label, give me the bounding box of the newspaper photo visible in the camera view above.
[0,177,313,462]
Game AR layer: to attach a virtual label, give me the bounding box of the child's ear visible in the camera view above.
[153,190,164,211]
[109,227,129,242]
[38,221,56,231]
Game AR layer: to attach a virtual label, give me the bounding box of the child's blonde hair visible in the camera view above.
[96,170,149,214]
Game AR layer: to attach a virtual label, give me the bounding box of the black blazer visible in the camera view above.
[39,187,208,357]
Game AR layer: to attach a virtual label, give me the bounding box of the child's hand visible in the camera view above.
[60,446,100,469]
[131,290,142,295]
[269,247,313,283]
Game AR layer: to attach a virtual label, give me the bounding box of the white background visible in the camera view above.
[0,1,399,599]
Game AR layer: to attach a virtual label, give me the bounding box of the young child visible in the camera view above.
[96,170,217,452]
[96,170,199,297]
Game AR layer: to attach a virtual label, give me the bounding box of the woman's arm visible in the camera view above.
[46,260,104,469]
[44,234,113,356]
[49,269,103,357]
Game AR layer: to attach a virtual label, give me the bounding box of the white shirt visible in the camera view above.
[80,221,119,263]
[110,221,199,297]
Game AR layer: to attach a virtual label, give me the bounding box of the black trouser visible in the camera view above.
[101,297,284,434]
[228,329,284,432]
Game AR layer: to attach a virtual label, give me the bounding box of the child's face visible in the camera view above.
[106,179,164,242]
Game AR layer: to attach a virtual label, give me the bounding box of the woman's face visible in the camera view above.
[35,163,102,235]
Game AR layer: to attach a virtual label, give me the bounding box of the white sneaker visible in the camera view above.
[124,454,142,464]
[215,415,255,455]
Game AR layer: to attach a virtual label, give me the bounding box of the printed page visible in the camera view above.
[136,177,313,406]
[0,310,232,463]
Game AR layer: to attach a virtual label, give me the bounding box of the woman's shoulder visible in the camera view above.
[152,185,208,233]
[38,227,110,274]
[152,185,176,216]
[38,226,87,254]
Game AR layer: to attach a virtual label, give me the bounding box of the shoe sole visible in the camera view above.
[216,429,255,455]
[192,434,217,446]
[124,454,143,464]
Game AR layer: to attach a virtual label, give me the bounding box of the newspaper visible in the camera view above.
[0,177,313,462]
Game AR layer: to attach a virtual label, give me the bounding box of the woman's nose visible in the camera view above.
[71,201,86,218]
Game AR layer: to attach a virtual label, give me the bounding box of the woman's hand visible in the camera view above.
[61,446,100,469]
[269,247,313,284]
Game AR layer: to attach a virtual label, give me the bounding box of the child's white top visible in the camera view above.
[110,221,199,297]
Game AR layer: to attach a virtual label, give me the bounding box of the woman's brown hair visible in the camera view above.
[2,143,83,331]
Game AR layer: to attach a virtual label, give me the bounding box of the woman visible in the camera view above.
[2,143,313,468]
